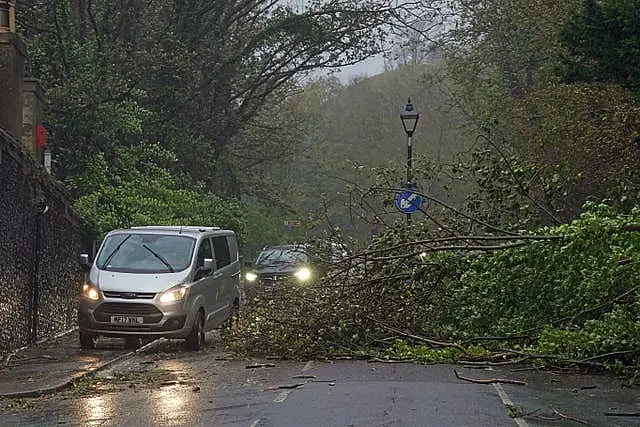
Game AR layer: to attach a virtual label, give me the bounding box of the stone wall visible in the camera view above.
[0,128,90,358]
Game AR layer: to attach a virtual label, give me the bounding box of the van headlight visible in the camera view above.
[82,283,100,301]
[245,272,258,282]
[294,267,312,282]
[158,285,188,304]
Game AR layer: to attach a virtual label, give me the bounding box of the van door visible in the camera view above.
[211,235,237,323]
[193,237,218,328]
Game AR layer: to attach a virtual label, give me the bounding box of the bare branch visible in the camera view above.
[367,316,467,354]
[453,369,527,386]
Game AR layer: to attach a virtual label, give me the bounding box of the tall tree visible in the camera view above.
[441,0,640,225]
[18,0,439,197]
[560,0,640,95]
[143,0,425,194]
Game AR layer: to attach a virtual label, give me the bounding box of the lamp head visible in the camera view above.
[400,98,419,137]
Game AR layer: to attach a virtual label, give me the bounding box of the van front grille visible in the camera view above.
[94,302,163,323]
[103,291,156,299]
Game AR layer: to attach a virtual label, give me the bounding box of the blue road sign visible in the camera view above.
[395,189,423,214]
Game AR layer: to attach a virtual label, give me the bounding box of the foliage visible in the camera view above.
[227,281,358,359]
[226,222,474,359]
[560,0,640,96]
[18,0,433,243]
[445,203,640,338]
[444,0,580,109]
[442,0,640,225]
[72,143,246,240]
[66,369,182,397]
[225,202,640,379]
[461,140,560,230]
[537,307,640,362]
[382,339,471,363]
[512,84,640,216]
[239,198,297,258]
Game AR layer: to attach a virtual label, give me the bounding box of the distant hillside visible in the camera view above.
[286,61,477,242]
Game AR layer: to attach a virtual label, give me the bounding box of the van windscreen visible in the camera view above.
[96,233,196,273]
[256,247,309,267]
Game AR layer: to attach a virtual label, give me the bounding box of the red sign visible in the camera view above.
[36,124,47,148]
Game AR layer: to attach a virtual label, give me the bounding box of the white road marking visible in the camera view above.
[493,383,529,427]
[270,360,313,404]
[274,389,293,403]
[249,419,261,427]
[272,361,314,403]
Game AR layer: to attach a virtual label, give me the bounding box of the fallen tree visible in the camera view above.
[223,202,640,382]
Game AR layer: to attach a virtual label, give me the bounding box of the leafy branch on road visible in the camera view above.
[224,202,640,384]
[66,369,189,398]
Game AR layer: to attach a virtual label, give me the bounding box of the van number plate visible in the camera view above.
[110,316,144,324]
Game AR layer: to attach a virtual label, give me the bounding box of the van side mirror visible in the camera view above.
[202,258,214,270]
[195,258,214,281]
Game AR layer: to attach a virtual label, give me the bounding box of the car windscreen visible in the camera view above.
[96,233,196,273]
[255,247,309,267]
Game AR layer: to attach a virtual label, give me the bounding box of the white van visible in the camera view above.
[78,226,241,350]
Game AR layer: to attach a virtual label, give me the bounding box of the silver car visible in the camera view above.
[78,226,241,350]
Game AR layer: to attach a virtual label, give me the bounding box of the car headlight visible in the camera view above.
[294,267,312,282]
[158,285,188,304]
[82,283,100,301]
[245,272,258,282]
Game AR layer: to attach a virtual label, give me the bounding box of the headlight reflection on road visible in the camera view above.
[150,385,194,424]
[83,395,111,424]
[148,362,195,424]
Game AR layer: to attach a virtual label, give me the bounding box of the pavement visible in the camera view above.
[0,329,155,398]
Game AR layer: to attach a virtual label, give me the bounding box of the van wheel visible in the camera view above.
[185,310,205,351]
[80,332,96,349]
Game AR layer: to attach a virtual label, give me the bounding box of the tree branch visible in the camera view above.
[453,369,527,385]
[366,316,467,354]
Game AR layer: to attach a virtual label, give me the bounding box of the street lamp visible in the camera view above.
[400,99,419,222]
[400,98,419,187]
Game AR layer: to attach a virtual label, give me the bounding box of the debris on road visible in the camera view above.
[246,363,276,369]
[266,383,305,390]
[453,369,527,385]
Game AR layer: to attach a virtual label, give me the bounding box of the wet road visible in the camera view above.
[0,332,638,426]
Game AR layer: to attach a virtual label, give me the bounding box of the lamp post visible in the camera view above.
[400,98,419,221]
